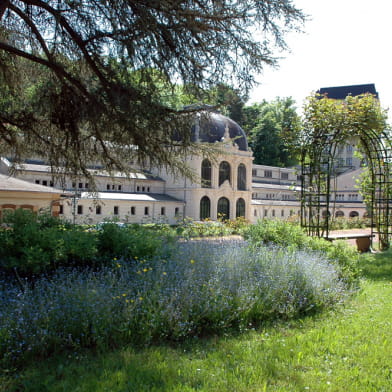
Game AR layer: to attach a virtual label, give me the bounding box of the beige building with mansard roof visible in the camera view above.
[0,110,368,224]
[0,111,253,224]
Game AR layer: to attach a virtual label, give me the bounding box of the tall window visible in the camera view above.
[114,206,119,215]
[237,164,246,190]
[201,159,212,188]
[219,161,231,186]
[236,198,245,218]
[200,196,211,220]
[217,197,230,220]
[96,205,102,215]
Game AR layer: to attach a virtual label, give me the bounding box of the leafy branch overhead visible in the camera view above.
[0,0,305,177]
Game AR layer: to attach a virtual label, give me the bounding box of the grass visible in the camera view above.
[2,250,392,391]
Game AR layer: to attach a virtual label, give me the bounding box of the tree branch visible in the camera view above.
[8,3,52,61]
[0,41,92,100]
[24,0,109,89]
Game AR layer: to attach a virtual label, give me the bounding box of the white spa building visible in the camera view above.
[0,111,367,224]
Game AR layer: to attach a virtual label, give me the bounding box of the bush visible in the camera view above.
[0,210,64,275]
[175,217,248,239]
[0,212,175,276]
[96,223,175,260]
[241,219,307,249]
[0,210,98,275]
[329,216,370,230]
[242,219,361,287]
[0,240,347,368]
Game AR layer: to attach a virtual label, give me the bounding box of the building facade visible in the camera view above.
[0,110,368,224]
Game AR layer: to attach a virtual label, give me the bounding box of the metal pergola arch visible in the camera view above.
[300,127,392,250]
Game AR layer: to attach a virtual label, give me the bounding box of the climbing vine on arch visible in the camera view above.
[300,93,391,249]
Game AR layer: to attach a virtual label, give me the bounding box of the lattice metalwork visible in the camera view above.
[301,128,392,250]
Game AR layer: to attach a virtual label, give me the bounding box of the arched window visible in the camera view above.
[219,161,231,186]
[236,198,246,218]
[349,211,359,218]
[335,211,344,218]
[200,196,211,220]
[201,159,212,188]
[217,197,230,220]
[237,164,246,190]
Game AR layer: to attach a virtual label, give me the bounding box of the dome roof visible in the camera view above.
[193,111,248,151]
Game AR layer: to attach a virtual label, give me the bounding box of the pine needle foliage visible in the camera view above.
[0,0,305,179]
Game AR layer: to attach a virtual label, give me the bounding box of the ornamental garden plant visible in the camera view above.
[0,211,359,370]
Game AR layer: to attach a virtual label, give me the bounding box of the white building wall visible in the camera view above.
[152,143,254,221]
[60,197,184,225]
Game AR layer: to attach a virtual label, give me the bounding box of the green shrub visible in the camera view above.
[60,229,98,266]
[0,211,176,276]
[329,216,370,230]
[243,219,360,287]
[242,219,308,249]
[0,210,61,274]
[96,223,174,260]
[0,210,98,275]
[175,217,248,239]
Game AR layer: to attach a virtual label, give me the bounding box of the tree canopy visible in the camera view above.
[0,0,305,179]
[243,97,301,167]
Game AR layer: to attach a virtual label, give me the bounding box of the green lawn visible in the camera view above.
[2,250,392,392]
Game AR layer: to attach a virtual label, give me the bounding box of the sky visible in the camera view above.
[249,0,392,119]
